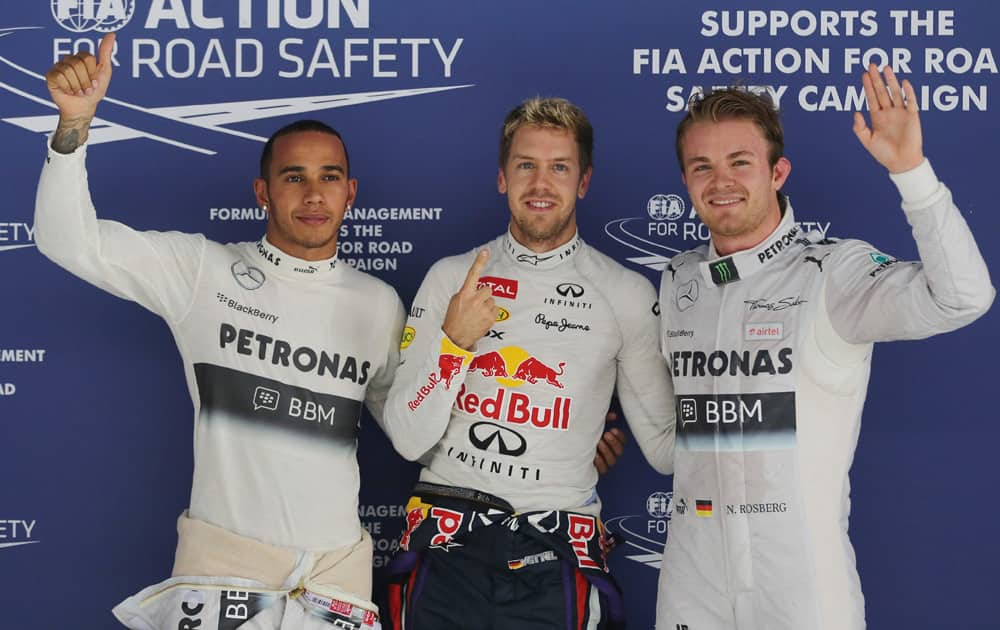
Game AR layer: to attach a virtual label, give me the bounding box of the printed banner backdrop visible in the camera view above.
[1,1,997,628]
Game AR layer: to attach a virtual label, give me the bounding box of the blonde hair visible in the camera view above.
[499,97,594,171]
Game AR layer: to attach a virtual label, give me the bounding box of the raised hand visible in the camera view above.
[852,63,924,173]
[442,250,498,350]
[46,32,115,153]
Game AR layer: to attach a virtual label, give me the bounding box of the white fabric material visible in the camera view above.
[384,231,676,514]
[35,142,405,553]
[655,162,994,630]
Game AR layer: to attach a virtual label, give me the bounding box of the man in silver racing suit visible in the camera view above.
[35,34,404,630]
[655,67,994,629]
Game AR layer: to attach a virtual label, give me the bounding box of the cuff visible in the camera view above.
[889,158,939,205]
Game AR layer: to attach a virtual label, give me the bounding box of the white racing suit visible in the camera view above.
[35,141,406,629]
[381,231,677,628]
[655,161,994,630]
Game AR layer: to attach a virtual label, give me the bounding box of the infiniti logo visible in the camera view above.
[556,283,584,298]
[469,422,527,456]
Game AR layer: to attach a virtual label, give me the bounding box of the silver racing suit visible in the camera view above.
[655,160,994,630]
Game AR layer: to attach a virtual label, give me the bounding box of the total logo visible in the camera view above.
[52,0,135,33]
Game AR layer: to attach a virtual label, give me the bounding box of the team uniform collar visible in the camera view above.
[503,230,583,270]
[700,204,802,286]
[253,236,341,278]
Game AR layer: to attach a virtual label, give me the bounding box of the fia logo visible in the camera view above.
[647,194,685,221]
[51,0,136,33]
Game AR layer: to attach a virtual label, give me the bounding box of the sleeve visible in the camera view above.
[823,159,995,345]
[34,141,205,323]
[381,255,475,461]
[363,286,407,427]
[612,271,676,475]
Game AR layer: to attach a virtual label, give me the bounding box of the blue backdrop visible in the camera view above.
[1,1,997,628]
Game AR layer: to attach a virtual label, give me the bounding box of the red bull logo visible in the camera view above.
[466,347,567,389]
[512,357,565,388]
[429,507,464,550]
[455,384,571,430]
[400,507,426,551]
[567,514,601,570]
[438,353,465,388]
[468,351,508,377]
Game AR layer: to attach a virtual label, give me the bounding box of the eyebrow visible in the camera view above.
[511,153,574,163]
[277,165,345,175]
[685,150,755,166]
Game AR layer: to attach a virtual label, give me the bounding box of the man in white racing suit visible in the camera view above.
[655,67,994,629]
[380,97,676,629]
[35,34,403,630]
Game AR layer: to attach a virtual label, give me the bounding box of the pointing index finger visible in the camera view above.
[462,249,490,292]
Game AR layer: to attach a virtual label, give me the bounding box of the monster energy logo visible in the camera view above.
[710,257,740,285]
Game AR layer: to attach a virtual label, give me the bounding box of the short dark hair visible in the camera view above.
[259,120,350,179]
[499,97,594,173]
[675,88,784,171]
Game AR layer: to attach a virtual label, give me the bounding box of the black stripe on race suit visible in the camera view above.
[676,392,796,447]
[194,363,362,444]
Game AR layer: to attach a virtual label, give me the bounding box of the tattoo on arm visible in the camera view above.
[51,116,92,154]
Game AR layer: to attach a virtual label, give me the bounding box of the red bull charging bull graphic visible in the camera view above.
[457,346,573,431]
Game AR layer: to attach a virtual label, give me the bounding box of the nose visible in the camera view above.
[710,166,736,189]
[527,166,553,193]
[303,182,323,204]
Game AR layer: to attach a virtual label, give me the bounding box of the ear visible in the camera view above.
[577,166,593,199]
[771,156,792,191]
[253,178,269,209]
[497,167,508,194]
[346,177,359,209]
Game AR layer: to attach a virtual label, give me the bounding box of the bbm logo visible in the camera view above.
[253,387,280,412]
[679,399,697,425]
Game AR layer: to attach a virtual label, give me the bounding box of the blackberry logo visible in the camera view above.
[51,0,135,33]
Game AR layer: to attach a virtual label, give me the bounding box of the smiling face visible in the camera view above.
[254,130,357,261]
[498,125,592,252]
[679,118,791,255]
